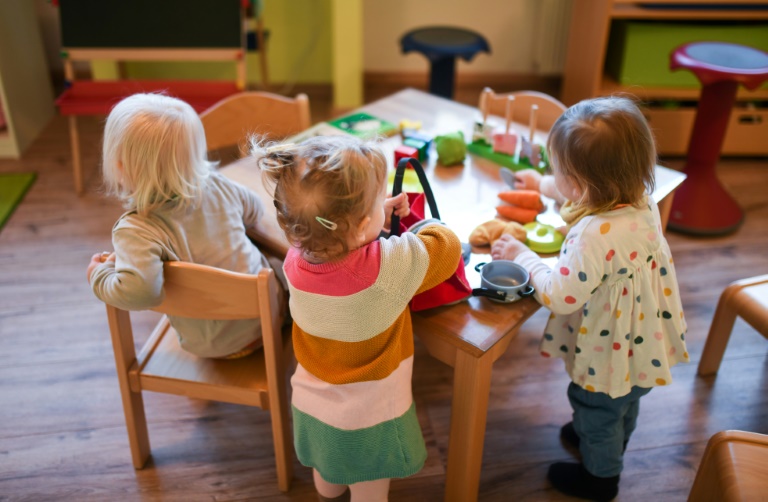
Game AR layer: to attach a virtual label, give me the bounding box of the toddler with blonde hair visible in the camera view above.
[87,93,285,359]
[254,135,462,502]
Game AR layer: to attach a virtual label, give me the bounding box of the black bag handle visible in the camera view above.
[390,157,441,237]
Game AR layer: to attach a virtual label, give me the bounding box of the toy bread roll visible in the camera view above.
[469,219,527,246]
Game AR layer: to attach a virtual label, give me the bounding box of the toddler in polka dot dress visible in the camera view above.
[492,96,687,502]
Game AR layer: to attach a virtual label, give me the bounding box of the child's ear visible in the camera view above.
[356,216,372,243]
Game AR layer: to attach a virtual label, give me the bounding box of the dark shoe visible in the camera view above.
[547,462,619,501]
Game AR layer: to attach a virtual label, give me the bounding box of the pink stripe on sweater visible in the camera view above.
[284,241,382,296]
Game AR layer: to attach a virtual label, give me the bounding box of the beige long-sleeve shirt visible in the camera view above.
[91,172,277,357]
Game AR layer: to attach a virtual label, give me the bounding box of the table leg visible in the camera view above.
[68,115,84,196]
[444,349,493,502]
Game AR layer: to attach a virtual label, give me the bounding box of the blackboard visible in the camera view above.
[59,0,242,49]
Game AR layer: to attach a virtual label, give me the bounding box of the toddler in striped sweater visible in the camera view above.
[255,135,463,502]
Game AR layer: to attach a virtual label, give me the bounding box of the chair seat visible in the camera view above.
[733,282,768,335]
[400,26,490,99]
[671,42,768,90]
[401,27,490,62]
[134,316,292,408]
[689,430,768,501]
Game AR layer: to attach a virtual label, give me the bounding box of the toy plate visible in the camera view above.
[524,221,564,254]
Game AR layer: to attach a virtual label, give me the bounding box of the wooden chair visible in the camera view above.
[698,274,768,376]
[688,430,768,501]
[480,88,567,133]
[104,262,293,491]
[200,91,311,154]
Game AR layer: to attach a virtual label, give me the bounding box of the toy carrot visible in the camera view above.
[496,205,539,224]
[497,190,543,211]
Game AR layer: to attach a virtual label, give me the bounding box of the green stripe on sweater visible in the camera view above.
[293,402,427,484]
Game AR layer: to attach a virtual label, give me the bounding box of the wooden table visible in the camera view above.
[221,88,686,502]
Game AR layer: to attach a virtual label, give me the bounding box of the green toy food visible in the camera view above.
[435,131,467,166]
[524,221,564,254]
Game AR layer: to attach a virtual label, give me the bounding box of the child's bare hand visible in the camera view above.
[513,169,543,191]
[86,251,115,284]
[384,193,410,230]
[491,234,529,261]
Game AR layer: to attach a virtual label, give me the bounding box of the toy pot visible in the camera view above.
[472,261,535,303]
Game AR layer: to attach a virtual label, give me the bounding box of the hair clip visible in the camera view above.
[266,143,295,154]
[315,216,337,231]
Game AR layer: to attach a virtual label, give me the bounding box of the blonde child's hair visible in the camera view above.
[102,93,216,216]
[252,135,387,262]
[547,96,656,213]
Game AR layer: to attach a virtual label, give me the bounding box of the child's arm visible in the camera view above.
[515,223,606,315]
[413,223,462,294]
[90,229,166,311]
[87,252,115,284]
[236,181,266,230]
[514,169,567,205]
[491,233,530,261]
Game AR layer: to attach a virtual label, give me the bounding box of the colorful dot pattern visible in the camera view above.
[523,198,689,398]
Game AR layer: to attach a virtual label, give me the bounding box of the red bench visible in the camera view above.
[56,79,240,195]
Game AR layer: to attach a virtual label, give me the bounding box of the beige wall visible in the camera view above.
[364,0,572,75]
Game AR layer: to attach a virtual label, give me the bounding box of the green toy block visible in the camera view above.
[403,137,428,162]
[434,131,467,166]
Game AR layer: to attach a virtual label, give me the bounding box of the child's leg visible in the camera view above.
[622,390,650,446]
[568,383,651,477]
[348,478,390,502]
[313,469,349,501]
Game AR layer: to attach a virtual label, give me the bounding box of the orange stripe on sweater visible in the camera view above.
[415,225,463,295]
[293,311,414,384]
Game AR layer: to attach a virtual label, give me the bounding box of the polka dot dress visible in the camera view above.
[515,197,688,398]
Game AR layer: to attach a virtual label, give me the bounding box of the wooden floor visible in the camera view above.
[1,89,767,501]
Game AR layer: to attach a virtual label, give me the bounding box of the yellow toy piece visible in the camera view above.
[399,119,422,132]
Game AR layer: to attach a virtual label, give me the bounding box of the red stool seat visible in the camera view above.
[668,42,768,235]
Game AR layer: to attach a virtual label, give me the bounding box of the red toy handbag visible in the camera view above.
[388,157,472,311]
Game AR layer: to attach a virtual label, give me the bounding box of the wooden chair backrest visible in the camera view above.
[482,89,567,133]
[200,91,311,152]
[151,261,275,321]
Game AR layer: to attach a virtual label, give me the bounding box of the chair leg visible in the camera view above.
[698,285,741,376]
[120,386,152,469]
[106,306,151,468]
[268,397,293,492]
[67,115,84,196]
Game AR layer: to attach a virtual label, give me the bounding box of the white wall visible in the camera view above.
[363,0,573,75]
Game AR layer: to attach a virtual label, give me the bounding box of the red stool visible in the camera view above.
[668,42,768,235]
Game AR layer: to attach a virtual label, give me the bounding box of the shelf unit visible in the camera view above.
[562,0,768,155]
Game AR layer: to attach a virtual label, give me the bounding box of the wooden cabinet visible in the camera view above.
[0,2,55,158]
[561,0,768,156]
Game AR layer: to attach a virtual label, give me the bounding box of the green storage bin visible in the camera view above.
[606,21,768,88]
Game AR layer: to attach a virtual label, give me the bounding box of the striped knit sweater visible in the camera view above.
[284,224,461,484]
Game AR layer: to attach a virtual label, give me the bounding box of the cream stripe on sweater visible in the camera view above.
[288,233,430,342]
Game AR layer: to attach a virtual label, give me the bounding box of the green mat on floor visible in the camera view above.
[0,173,36,231]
